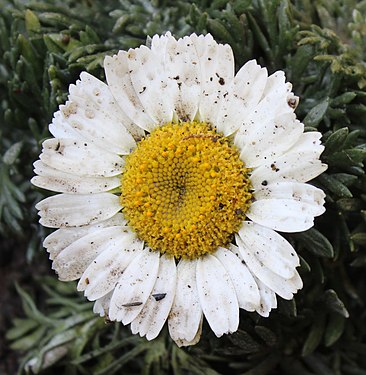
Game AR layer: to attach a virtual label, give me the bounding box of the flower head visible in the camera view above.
[32,33,327,346]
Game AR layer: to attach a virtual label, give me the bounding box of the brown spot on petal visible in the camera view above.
[288,97,298,109]
[152,293,166,301]
[122,301,143,307]
[62,102,78,118]
[85,109,95,119]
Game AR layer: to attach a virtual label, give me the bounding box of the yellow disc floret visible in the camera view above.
[120,122,252,259]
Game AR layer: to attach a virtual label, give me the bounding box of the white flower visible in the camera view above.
[32,33,327,347]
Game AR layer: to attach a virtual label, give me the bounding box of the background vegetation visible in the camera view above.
[1,0,366,374]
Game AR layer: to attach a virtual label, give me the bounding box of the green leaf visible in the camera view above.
[241,354,280,375]
[303,98,329,127]
[323,127,349,155]
[351,232,366,246]
[228,330,262,353]
[331,92,357,106]
[299,254,311,272]
[327,148,366,168]
[71,336,139,365]
[207,18,235,45]
[293,228,334,258]
[290,45,314,80]
[278,297,297,317]
[337,197,363,211]
[254,326,277,347]
[332,173,358,187]
[25,9,41,33]
[301,314,326,357]
[94,343,148,375]
[246,12,273,61]
[142,339,166,375]
[2,141,23,165]
[10,326,47,351]
[318,173,352,198]
[232,0,253,14]
[322,289,349,317]
[324,314,345,347]
[6,319,39,341]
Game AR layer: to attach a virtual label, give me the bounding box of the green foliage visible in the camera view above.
[1,0,366,374]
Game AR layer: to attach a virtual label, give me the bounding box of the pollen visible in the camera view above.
[120,122,253,259]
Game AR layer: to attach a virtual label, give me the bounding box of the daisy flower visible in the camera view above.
[32,33,327,347]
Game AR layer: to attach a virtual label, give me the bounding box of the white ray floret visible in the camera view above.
[69,71,144,143]
[36,193,121,228]
[126,44,175,125]
[238,222,300,277]
[104,51,156,132]
[164,35,201,122]
[255,277,278,317]
[32,160,121,194]
[215,60,268,136]
[131,254,177,340]
[44,213,126,260]
[214,246,260,311]
[192,34,235,125]
[196,254,239,337]
[40,138,124,177]
[77,235,144,300]
[93,291,113,317]
[109,249,160,324]
[168,259,203,346]
[52,226,133,281]
[235,234,301,300]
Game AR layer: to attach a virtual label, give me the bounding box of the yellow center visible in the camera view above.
[120,122,252,259]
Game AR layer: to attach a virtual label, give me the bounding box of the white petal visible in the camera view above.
[254,181,325,212]
[191,35,235,125]
[259,70,295,115]
[150,32,173,52]
[75,73,144,140]
[104,52,155,132]
[32,160,121,194]
[250,132,327,186]
[168,259,202,343]
[36,193,121,228]
[40,138,124,177]
[214,247,260,311]
[174,315,203,347]
[44,213,126,260]
[215,60,268,136]
[109,249,160,325]
[238,221,300,276]
[236,234,302,300]
[196,254,239,337]
[247,198,321,232]
[234,70,301,159]
[65,72,137,154]
[93,291,113,317]
[239,71,293,129]
[291,132,324,153]
[164,35,201,121]
[254,277,277,317]
[49,110,83,140]
[127,44,175,124]
[251,161,327,188]
[77,236,144,300]
[130,255,177,340]
[236,113,304,168]
[52,226,131,281]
